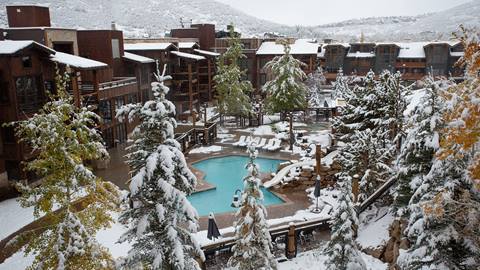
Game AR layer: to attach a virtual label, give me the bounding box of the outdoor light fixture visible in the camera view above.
[231,189,242,208]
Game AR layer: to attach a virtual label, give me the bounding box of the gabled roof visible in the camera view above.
[123,52,155,64]
[124,42,176,51]
[194,49,220,57]
[170,51,205,61]
[50,52,108,70]
[0,40,54,55]
[178,42,200,49]
[256,40,319,55]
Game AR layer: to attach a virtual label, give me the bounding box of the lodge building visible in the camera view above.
[0,5,466,186]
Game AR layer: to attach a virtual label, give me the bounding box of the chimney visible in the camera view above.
[6,5,51,27]
[111,21,117,30]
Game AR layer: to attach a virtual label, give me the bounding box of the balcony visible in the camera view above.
[77,77,138,100]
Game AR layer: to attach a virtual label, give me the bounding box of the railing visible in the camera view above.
[99,77,137,90]
[174,121,219,153]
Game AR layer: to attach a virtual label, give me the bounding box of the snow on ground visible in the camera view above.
[263,114,281,125]
[357,209,395,249]
[189,145,223,154]
[0,198,35,240]
[0,249,34,270]
[217,133,235,143]
[278,246,387,270]
[96,212,131,259]
[252,125,275,136]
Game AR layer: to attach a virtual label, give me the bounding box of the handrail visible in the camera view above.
[357,176,397,213]
[99,77,137,90]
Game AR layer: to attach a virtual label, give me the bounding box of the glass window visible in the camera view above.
[111,39,120,59]
[0,80,9,103]
[15,76,44,113]
[22,56,32,68]
[99,100,112,123]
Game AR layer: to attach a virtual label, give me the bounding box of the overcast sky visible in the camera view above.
[216,0,472,26]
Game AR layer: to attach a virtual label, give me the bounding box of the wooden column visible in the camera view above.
[315,144,322,177]
[71,71,81,107]
[286,223,297,259]
[207,60,212,101]
[188,63,193,121]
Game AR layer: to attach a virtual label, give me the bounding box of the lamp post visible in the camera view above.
[231,189,242,208]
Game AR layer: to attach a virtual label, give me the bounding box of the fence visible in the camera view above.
[175,121,218,153]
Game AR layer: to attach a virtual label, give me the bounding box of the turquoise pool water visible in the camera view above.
[188,155,285,216]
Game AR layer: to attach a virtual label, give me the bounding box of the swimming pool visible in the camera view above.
[188,155,285,216]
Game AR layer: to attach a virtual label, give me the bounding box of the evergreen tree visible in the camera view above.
[12,68,119,270]
[324,173,366,270]
[337,129,392,203]
[398,153,480,269]
[228,145,277,270]
[213,25,253,120]
[305,67,326,108]
[394,76,446,212]
[117,65,203,269]
[263,41,307,150]
[331,68,348,99]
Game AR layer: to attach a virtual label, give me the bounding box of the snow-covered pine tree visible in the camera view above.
[305,67,326,108]
[332,68,348,99]
[263,41,307,115]
[213,25,253,122]
[332,70,374,141]
[394,76,447,212]
[337,129,392,203]
[398,152,480,269]
[13,68,119,270]
[117,65,203,269]
[324,173,366,270]
[228,145,277,270]
[374,70,409,151]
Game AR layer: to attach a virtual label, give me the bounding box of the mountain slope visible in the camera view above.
[0,0,478,40]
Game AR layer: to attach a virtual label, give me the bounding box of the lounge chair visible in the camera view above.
[238,136,252,147]
[262,138,275,150]
[247,137,261,148]
[267,139,282,151]
[232,135,246,146]
[256,138,267,149]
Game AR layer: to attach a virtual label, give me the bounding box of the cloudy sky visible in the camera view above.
[216,0,472,26]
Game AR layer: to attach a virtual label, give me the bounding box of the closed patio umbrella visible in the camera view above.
[312,175,322,213]
[207,212,221,240]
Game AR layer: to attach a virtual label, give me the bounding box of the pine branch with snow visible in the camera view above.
[117,65,203,270]
[263,41,307,114]
[12,68,119,270]
[228,145,277,270]
[213,25,253,119]
[305,67,327,108]
[324,173,366,270]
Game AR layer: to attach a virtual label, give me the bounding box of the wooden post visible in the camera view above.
[207,60,212,101]
[71,71,81,107]
[352,174,359,203]
[315,144,322,177]
[289,112,294,151]
[196,256,206,270]
[286,223,297,259]
[188,63,194,120]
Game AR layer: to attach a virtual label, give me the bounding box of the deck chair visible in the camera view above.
[247,137,261,148]
[238,136,252,147]
[232,135,246,146]
[268,139,282,151]
[256,138,267,149]
[262,138,275,150]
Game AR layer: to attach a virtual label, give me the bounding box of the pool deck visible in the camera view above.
[186,143,314,230]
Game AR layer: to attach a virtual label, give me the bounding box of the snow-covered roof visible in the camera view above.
[124,42,174,51]
[170,51,205,61]
[397,42,428,59]
[346,51,375,58]
[450,51,464,57]
[256,40,319,55]
[50,52,108,70]
[324,43,351,48]
[0,40,54,55]
[194,49,220,57]
[178,42,199,49]
[123,52,155,64]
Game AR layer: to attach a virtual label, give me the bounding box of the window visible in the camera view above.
[22,56,32,68]
[115,96,125,113]
[99,100,112,123]
[111,39,120,59]
[15,76,45,113]
[141,66,149,85]
[102,128,114,148]
[127,93,137,104]
[260,74,266,86]
[5,160,20,181]
[44,80,55,95]
[115,123,127,144]
[0,80,9,103]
